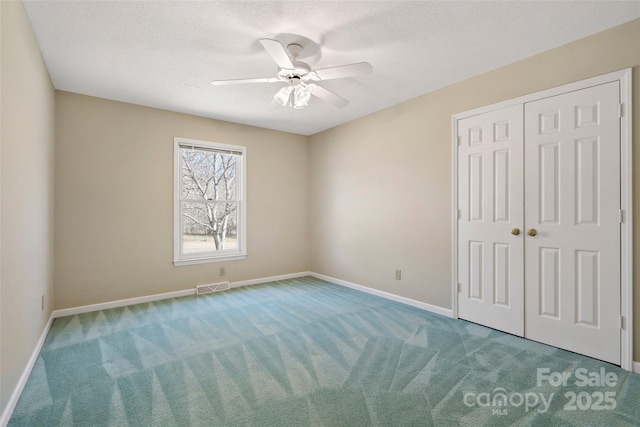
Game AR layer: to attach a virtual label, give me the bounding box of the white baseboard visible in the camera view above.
[0,313,55,427]
[52,288,197,318]
[309,272,454,318]
[230,271,311,288]
[53,271,312,318]
[633,361,640,374]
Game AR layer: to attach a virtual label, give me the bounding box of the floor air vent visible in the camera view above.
[196,281,230,295]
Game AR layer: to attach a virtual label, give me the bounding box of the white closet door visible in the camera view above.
[458,105,524,336]
[524,82,621,364]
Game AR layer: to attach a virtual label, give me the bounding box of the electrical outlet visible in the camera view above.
[41,295,45,311]
[219,266,226,277]
[395,269,402,280]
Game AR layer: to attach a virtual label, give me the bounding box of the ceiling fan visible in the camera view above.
[210,39,373,110]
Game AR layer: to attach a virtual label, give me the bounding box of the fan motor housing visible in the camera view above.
[276,43,311,80]
[278,61,311,80]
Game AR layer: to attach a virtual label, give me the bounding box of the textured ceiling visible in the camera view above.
[23,1,640,136]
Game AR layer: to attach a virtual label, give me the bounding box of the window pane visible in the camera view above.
[182,202,238,253]
[181,149,237,201]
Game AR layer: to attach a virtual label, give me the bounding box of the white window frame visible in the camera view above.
[173,137,247,266]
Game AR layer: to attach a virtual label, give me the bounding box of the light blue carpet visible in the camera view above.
[9,277,640,426]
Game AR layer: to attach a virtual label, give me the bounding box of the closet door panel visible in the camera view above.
[457,105,524,336]
[524,82,621,364]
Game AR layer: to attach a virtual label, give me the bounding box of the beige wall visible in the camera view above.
[54,92,310,309]
[0,0,55,414]
[309,19,640,357]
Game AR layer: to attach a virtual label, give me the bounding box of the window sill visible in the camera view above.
[173,253,246,266]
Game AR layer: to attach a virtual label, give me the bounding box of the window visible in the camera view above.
[174,137,246,266]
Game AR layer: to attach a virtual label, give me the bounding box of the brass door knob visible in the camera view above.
[511,228,520,235]
[527,228,537,236]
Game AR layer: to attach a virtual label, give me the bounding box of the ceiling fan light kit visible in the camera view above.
[294,84,313,108]
[274,80,315,109]
[274,85,293,107]
[210,38,372,110]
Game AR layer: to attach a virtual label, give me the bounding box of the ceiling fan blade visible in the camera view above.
[311,62,372,81]
[311,85,349,108]
[210,77,280,86]
[259,38,294,69]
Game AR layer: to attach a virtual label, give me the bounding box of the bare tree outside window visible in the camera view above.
[181,149,239,253]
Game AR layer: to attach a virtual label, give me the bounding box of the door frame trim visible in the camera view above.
[451,68,633,370]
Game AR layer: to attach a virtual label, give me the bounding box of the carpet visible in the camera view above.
[8,276,640,426]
